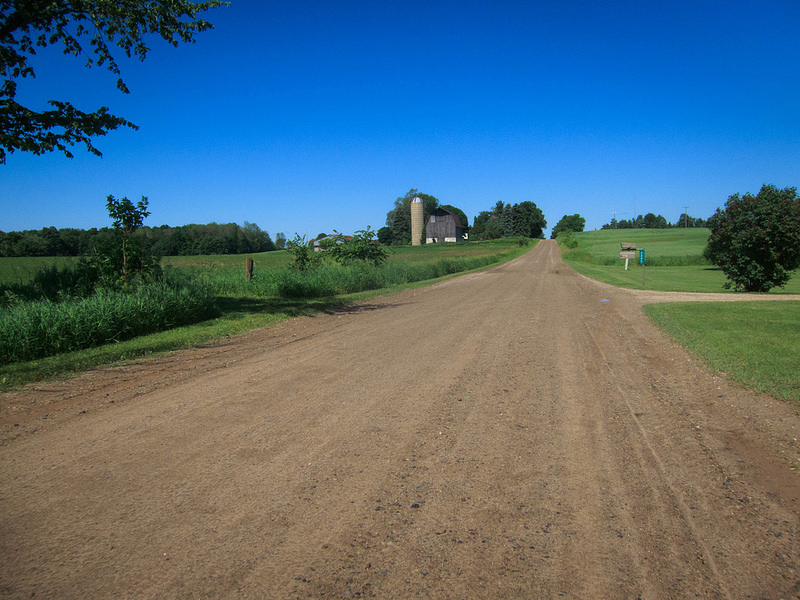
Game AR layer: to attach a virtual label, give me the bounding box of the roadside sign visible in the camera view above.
[638,249,645,265]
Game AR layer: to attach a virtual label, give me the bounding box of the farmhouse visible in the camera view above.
[426,208,466,243]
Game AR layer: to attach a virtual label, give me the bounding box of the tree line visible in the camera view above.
[0,222,285,258]
[471,201,547,240]
[601,212,707,230]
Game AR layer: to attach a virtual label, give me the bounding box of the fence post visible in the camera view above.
[245,257,254,281]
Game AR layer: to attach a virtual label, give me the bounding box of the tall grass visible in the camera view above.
[0,280,218,365]
[272,252,511,298]
[165,243,524,299]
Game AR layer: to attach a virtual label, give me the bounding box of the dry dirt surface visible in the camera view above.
[3,240,800,599]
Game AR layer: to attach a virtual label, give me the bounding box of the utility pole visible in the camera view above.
[612,211,617,228]
[683,205,689,228]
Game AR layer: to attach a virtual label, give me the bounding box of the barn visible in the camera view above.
[425,208,465,243]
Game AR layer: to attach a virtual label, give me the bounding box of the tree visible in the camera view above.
[274,232,287,250]
[482,218,504,240]
[704,184,800,292]
[286,234,318,272]
[550,214,585,239]
[470,210,492,240]
[106,194,151,284]
[0,0,226,163]
[500,204,514,237]
[242,221,275,253]
[510,201,547,239]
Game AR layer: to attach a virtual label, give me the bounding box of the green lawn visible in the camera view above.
[562,229,800,294]
[644,302,800,401]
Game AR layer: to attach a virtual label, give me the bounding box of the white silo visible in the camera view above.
[411,196,424,246]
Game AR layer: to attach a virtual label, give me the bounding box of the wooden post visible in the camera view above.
[245,257,254,281]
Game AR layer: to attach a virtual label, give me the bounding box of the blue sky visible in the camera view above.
[3,0,799,238]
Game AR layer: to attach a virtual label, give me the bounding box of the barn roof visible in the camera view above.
[432,208,463,229]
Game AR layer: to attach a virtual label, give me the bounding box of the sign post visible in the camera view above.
[639,249,645,287]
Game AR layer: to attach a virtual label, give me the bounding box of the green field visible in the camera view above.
[0,256,77,286]
[561,228,800,294]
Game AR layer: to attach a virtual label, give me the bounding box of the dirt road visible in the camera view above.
[2,240,800,599]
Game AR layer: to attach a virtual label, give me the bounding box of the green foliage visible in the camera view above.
[556,231,579,249]
[0,240,528,377]
[0,0,227,163]
[286,234,320,272]
[0,278,218,365]
[551,214,586,239]
[557,228,778,292]
[274,245,528,298]
[470,201,546,240]
[601,212,707,230]
[321,227,388,266]
[0,222,277,258]
[705,185,800,292]
[482,218,504,240]
[377,226,392,245]
[104,195,158,285]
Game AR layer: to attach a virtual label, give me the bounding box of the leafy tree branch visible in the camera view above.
[0,0,227,163]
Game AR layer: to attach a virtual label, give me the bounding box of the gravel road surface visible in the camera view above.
[2,240,800,599]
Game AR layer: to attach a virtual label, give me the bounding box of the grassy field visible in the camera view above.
[0,239,532,388]
[558,228,800,402]
[0,256,77,286]
[561,228,800,294]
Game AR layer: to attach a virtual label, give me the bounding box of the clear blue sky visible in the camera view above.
[3,0,799,238]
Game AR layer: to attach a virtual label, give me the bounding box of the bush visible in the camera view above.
[321,227,388,266]
[705,185,800,292]
[557,231,579,249]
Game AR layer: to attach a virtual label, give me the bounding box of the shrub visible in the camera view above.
[705,185,800,292]
[557,231,579,249]
[321,227,389,266]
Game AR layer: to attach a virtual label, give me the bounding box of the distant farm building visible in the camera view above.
[312,235,352,252]
[426,208,466,243]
